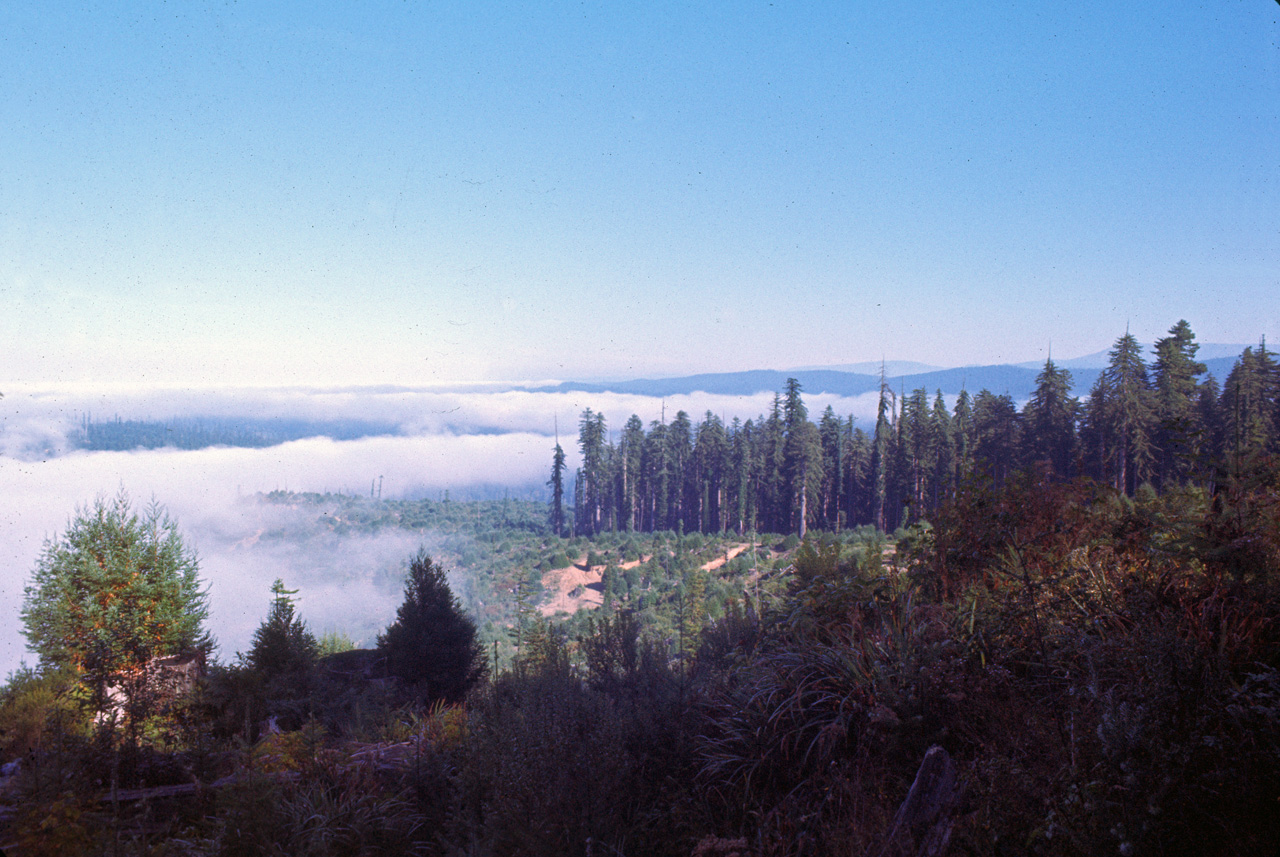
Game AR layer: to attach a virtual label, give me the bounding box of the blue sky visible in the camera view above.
[2,1,1277,388]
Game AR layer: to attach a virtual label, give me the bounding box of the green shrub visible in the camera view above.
[0,666,85,759]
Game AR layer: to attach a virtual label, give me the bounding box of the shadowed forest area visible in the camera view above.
[2,323,1279,855]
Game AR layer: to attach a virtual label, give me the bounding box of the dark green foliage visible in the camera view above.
[212,765,431,857]
[248,579,318,678]
[451,620,691,857]
[378,550,487,704]
[971,389,1021,487]
[1151,320,1209,485]
[1221,341,1280,464]
[548,439,567,537]
[1022,359,1079,479]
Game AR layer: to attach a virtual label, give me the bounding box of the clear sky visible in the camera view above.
[2,1,1277,388]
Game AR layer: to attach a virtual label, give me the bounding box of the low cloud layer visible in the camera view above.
[0,431,554,675]
[0,383,885,677]
[0,384,885,458]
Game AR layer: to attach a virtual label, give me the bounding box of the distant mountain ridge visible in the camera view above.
[785,360,942,376]
[534,352,1248,403]
[1016,342,1252,371]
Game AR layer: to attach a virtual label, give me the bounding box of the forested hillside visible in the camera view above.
[558,322,1278,536]
[68,416,401,451]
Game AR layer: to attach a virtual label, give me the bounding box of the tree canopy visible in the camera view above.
[21,492,210,709]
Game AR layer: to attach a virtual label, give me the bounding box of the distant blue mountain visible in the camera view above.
[532,370,879,398]
[535,365,1047,400]
[535,352,1249,403]
[786,360,942,376]
[1017,344,1252,371]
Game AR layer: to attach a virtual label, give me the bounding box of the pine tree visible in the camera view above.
[902,387,933,519]
[548,440,567,537]
[642,419,670,531]
[1221,342,1280,466]
[844,421,872,528]
[972,390,1020,487]
[759,396,787,533]
[729,417,755,535]
[1080,371,1115,485]
[870,382,894,531]
[378,550,487,704]
[930,391,955,509]
[577,409,609,535]
[248,579,317,678]
[952,388,975,481]
[620,415,646,531]
[668,410,694,532]
[1151,320,1208,486]
[694,412,729,533]
[818,406,845,529]
[1103,332,1157,494]
[1021,359,1078,480]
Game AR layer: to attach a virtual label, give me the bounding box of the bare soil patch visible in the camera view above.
[539,555,652,617]
[700,543,749,572]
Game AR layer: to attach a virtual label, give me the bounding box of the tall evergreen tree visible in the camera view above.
[818,406,845,529]
[1102,332,1157,494]
[577,409,608,535]
[620,415,646,531]
[694,412,729,533]
[641,419,670,531]
[1080,371,1115,485]
[972,390,1020,487]
[1197,373,1224,478]
[668,410,695,532]
[952,388,975,482]
[844,422,873,528]
[728,417,755,534]
[781,379,822,536]
[759,396,787,533]
[1151,320,1208,486]
[1021,359,1078,480]
[548,439,567,537]
[869,382,894,531]
[1221,342,1280,466]
[929,391,955,509]
[902,387,933,519]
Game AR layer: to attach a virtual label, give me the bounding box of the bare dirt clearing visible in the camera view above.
[700,543,749,571]
[540,555,651,617]
[540,544,763,617]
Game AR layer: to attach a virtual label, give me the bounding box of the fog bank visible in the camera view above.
[0,383,885,677]
[0,431,554,676]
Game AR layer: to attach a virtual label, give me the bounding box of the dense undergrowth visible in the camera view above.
[3,462,1280,855]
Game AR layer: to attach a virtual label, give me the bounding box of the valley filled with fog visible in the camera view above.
[0,383,882,676]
